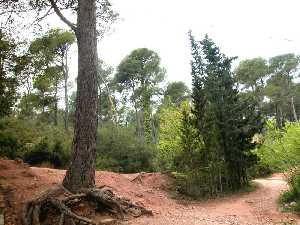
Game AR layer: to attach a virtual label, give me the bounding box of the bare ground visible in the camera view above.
[0,158,299,225]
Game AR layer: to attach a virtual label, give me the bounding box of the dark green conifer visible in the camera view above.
[189,32,263,195]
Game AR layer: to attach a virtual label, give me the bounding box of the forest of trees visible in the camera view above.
[0,0,300,212]
[1,25,300,197]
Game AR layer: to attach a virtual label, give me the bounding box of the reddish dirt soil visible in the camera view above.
[0,158,299,225]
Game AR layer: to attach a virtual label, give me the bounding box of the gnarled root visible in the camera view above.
[22,186,152,225]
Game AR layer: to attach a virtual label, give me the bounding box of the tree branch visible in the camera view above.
[29,6,54,28]
[49,0,77,32]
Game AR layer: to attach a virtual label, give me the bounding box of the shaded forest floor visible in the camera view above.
[0,158,299,225]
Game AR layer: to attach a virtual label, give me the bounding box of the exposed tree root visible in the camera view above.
[22,185,153,225]
[130,172,146,184]
[0,183,17,225]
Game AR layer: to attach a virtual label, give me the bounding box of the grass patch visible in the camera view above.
[171,171,258,201]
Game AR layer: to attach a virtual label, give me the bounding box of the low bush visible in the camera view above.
[280,167,300,213]
[256,121,300,172]
[0,129,20,159]
[24,138,70,167]
[0,117,71,168]
[51,140,70,168]
[24,139,52,165]
[96,123,155,173]
[173,171,210,199]
[248,161,273,178]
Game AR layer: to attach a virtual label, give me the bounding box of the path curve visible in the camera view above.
[0,159,299,225]
[130,174,300,225]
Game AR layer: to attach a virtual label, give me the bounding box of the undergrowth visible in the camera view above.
[279,167,300,215]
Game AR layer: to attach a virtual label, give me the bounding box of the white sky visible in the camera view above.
[96,0,300,87]
[38,0,300,88]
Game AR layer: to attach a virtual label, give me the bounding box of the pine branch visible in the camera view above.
[49,0,77,32]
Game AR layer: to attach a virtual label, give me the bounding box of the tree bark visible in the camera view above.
[291,96,298,121]
[275,104,281,129]
[63,52,69,131]
[131,84,142,137]
[63,0,98,192]
[54,75,58,126]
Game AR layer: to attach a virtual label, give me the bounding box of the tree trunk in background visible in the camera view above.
[63,53,69,131]
[275,104,283,129]
[63,0,98,192]
[54,76,58,126]
[131,85,142,137]
[42,92,45,114]
[98,85,102,126]
[291,96,298,121]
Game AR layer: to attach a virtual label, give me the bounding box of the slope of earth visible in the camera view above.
[0,158,299,225]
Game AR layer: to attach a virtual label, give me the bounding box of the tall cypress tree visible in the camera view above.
[189,32,263,195]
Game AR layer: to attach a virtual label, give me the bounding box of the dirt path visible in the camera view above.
[131,174,300,225]
[0,159,299,225]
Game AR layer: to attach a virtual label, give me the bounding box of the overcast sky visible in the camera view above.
[94,0,300,86]
[44,0,300,88]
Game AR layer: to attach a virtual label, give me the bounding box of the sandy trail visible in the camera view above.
[131,174,300,225]
[0,159,299,225]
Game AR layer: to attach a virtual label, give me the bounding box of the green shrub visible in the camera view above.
[280,167,300,213]
[50,140,70,168]
[24,139,52,165]
[256,120,300,172]
[0,117,71,167]
[0,130,20,159]
[96,123,155,173]
[248,161,273,178]
[24,138,70,167]
[157,103,183,171]
[172,170,212,198]
[280,191,297,204]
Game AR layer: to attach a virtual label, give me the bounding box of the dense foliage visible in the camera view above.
[115,48,165,142]
[0,31,18,117]
[96,123,155,173]
[256,121,300,172]
[182,33,264,197]
[235,54,300,128]
[157,101,187,170]
[280,168,300,214]
[0,117,72,167]
[0,23,300,200]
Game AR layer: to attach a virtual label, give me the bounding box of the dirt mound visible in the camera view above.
[0,159,172,224]
[1,158,300,225]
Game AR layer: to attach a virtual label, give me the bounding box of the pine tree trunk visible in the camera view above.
[42,92,45,114]
[275,104,283,128]
[63,0,98,192]
[54,76,58,126]
[98,86,102,126]
[291,96,298,121]
[63,53,69,131]
[132,85,142,137]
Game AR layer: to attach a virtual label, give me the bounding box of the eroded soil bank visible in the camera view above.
[0,159,299,225]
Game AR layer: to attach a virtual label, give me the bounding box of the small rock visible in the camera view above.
[15,158,23,164]
[290,201,297,207]
[145,189,154,193]
[0,214,3,225]
[98,218,116,225]
[136,193,143,198]
[78,203,85,208]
